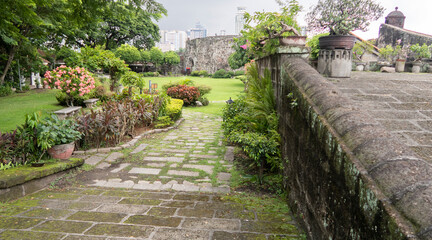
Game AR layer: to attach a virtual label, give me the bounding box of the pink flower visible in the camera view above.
[240,44,247,50]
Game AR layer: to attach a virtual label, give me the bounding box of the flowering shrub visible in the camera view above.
[166,85,200,105]
[44,66,96,106]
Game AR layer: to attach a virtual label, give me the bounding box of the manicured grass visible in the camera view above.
[0,89,62,132]
[148,76,245,116]
[147,76,245,101]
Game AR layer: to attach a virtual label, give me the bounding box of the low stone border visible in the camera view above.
[0,158,84,201]
[73,118,185,155]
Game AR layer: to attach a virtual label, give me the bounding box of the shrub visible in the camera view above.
[120,71,145,95]
[196,85,212,96]
[0,84,13,97]
[56,91,90,107]
[191,71,200,76]
[37,115,81,148]
[154,116,174,129]
[166,85,200,105]
[165,98,183,121]
[199,70,208,76]
[141,72,160,77]
[213,69,230,78]
[0,130,27,168]
[44,66,96,106]
[198,96,209,106]
[234,70,245,76]
[75,98,154,148]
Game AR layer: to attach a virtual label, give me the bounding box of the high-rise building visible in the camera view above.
[188,22,207,40]
[235,7,246,35]
[157,30,187,52]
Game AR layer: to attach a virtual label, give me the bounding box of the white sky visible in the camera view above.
[156,0,432,40]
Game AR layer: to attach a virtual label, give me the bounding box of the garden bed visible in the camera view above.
[0,158,83,201]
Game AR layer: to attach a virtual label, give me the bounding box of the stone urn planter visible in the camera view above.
[318,35,356,78]
[279,36,307,46]
[47,142,75,159]
[412,61,422,73]
[395,59,406,72]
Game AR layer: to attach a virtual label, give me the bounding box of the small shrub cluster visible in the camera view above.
[0,84,13,97]
[141,72,160,77]
[75,98,156,148]
[162,79,211,106]
[166,85,200,105]
[154,116,173,129]
[222,62,281,183]
[191,70,209,77]
[165,99,184,121]
[213,69,234,78]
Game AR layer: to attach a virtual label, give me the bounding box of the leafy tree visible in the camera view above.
[162,51,180,74]
[115,44,141,63]
[140,50,151,63]
[120,71,145,95]
[229,38,251,70]
[56,47,82,67]
[149,47,164,70]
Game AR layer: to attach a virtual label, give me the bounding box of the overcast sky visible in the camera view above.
[156,0,432,40]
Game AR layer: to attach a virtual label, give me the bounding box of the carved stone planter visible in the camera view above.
[395,59,406,72]
[279,36,307,46]
[318,49,352,78]
[412,61,422,73]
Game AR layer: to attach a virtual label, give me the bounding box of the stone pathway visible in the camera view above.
[0,111,303,239]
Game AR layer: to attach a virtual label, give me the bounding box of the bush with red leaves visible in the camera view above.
[166,85,200,105]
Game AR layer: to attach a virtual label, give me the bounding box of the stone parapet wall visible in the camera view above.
[183,35,237,74]
[377,24,432,48]
[257,56,432,239]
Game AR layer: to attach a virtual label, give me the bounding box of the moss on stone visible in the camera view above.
[0,216,43,229]
[21,208,72,219]
[125,215,182,227]
[0,158,83,189]
[147,207,176,217]
[67,211,126,223]
[85,223,153,238]
[0,205,29,216]
[0,230,65,240]
[119,198,161,205]
[33,220,93,233]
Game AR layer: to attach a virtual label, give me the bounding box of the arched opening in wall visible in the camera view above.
[189,58,195,68]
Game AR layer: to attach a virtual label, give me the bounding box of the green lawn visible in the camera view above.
[0,77,244,132]
[0,89,62,132]
[148,76,245,116]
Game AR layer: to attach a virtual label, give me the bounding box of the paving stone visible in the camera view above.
[63,235,105,240]
[95,162,110,169]
[0,216,44,229]
[217,172,232,182]
[39,200,101,211]
[128,167,161,175]
[67,211,126,223]
[104,180,134,188]
[168,170,199,177]
[110,163,130,173]
[34,220,93,233]
[79,195,122,203]
[105,152,124,163]
[85,224,153,238]
[190,154,218,159]
[147,152,161,156]
[133,183,162,191]
[152,229,209,240]
[85,155,104,166]
[183,164,214,174]
[212,231,266,240]
[131,143,148,154]
[125,215,182,227]
[147,207,177,216]
[224,146,235,162]
[178,208,214,218]
[182,218,240,231]
[0,230,65,240]
[172,184,200,191]
[95,204,149,214]
[119,198,161,205]
[143,156,184,162]
[174,194,210,201]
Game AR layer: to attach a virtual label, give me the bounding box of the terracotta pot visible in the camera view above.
[319,35,356,50]
[47,142,75,159]
[279,36,307,46]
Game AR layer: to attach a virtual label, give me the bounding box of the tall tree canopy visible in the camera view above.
[0,0,166,85]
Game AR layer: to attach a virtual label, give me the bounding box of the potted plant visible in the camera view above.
[307,0,384,49]
[393,40,410,72]
[37,115,82,160]
[410,43,431,73]
[237,0,303,58]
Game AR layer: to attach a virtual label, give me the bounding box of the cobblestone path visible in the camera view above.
[0,111,303,239]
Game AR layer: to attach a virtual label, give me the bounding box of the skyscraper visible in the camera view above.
[158,30,187,52]
[235,7,246,35]
[188,22,207,40]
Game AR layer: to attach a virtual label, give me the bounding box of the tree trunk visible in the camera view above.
[0,45,18,85]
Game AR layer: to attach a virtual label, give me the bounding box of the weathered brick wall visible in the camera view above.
[182,35,237,74]
[377,24,432,48]
[257,56,432,239]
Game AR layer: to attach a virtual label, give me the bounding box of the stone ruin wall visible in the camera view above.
[377,23,432,48]
[181,35,238,74]
[257,55,432,239]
